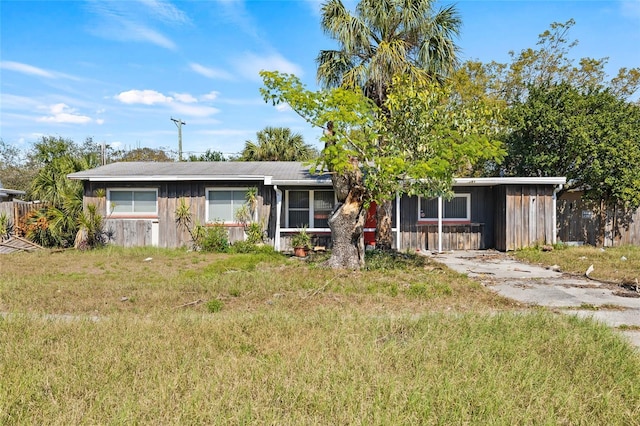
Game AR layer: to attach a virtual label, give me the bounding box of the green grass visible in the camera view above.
[1,247,639,424]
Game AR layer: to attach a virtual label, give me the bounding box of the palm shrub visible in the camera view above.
[30,153,99,248]
[0,212,13,241]
[75,204,109,250]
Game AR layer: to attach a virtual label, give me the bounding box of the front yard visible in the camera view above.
[1,247,639,424]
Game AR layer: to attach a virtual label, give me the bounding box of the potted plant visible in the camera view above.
[291,227,312,257]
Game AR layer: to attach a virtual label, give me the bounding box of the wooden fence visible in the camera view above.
[0,201,45,231]
[557,192,640,246]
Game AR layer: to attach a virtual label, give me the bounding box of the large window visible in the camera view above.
[108,189,158,216]
[286,190,334,229]
[419,194,470,221]
[207,189,249,223]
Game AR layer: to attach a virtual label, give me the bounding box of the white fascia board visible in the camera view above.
[453,177,567,186]
[68,175,268,182]
[271,179,333,186]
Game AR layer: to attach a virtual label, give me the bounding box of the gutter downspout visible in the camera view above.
[552,184,562,245]
[274,185,282,252]
[438,196,443,253]
[395,192,401,250]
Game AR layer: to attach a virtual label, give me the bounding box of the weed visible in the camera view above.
[206,299,224,313]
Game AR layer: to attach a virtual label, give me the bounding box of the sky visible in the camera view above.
[1,0,639,159]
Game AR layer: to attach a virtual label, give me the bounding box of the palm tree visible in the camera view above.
[317,0,461,106]
[240,127,317,161]
[316,0,461,250]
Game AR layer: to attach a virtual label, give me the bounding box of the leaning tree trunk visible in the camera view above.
[325,163,367,269]
[375,199,394,251]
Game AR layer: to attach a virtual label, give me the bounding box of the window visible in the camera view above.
[108,189,158,216]
[419,194,470,221]
[286,190,335,229]
[206,189,249,223]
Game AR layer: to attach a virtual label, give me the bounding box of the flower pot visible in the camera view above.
[294,246,309,257]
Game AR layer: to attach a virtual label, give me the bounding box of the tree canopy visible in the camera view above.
[261,71,503,268]
[240,127,317,161]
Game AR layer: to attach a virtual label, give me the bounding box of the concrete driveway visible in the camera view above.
[429,250,640,349]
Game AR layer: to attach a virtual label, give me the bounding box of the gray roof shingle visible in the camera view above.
[67,161,332,185]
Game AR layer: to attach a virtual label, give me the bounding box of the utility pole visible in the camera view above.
[170,117,186,161]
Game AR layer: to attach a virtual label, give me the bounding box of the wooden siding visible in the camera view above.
[558,192,640,246]
[84,181,276,249]
[497,185,555,251]
[399,187,494,251]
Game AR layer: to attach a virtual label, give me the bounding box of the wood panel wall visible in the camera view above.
[399,187,494,251]
[498,185,555,251]
[84,180,273,249]
[557,192,640,246]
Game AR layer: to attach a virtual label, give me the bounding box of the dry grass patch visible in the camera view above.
[514,245,640,284]
[0,247,516,316]
[2,247,640,424]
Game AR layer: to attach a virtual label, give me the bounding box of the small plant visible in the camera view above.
[200,223,229,253]
[245,221,265,244]
[0,212,13,241]
[291,227,312,249]
[75,203,110,250]
[206,298,224,313]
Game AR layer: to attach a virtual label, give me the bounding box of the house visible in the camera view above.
[0,180,25,202]
[68,162,566,252]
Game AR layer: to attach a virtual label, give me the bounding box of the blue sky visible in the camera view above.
[1,0,639,159]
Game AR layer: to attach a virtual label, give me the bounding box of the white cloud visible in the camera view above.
[114,89,220,118]
[86,0,185,50]
[37,103,93,124]
[232,52,303,82]
[173,93,198,103]
[0,61,54,78]
[170,103,220,118]
[126,23,176,50]
[0,61,80,81]
[137,0,190,24]
[96,118,105,125]
[115,89,173,105]
[189,63,234,80]
[275,103,291,112]
[201,91,220,101]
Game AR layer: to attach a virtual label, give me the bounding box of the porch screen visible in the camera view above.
[207,190,247,223]
[420,194,470,220]
[288,190,310,228]
[287,190,335,228]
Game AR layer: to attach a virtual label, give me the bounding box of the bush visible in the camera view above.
[199,224,229,253]
[245,222,265,244]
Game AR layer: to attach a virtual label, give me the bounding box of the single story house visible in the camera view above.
[0,180,25,202]
[68,162,566,252]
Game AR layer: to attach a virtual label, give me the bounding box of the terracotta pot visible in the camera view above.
[294,246,309,257]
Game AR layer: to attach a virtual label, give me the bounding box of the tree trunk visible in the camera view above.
[325,164,367,269]
[375,200,394,251]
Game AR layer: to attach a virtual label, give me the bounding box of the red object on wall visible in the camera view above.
[364,202,377,246]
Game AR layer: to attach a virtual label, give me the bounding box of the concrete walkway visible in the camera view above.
[429,250,640,349]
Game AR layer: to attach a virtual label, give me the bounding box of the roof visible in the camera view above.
[68,161,566,187]
[68,161,333,186]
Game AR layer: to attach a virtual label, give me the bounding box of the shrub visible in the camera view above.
[199,223,229,253]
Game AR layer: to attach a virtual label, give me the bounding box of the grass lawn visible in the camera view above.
[514,244,640,285]
[1,247,639,424]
